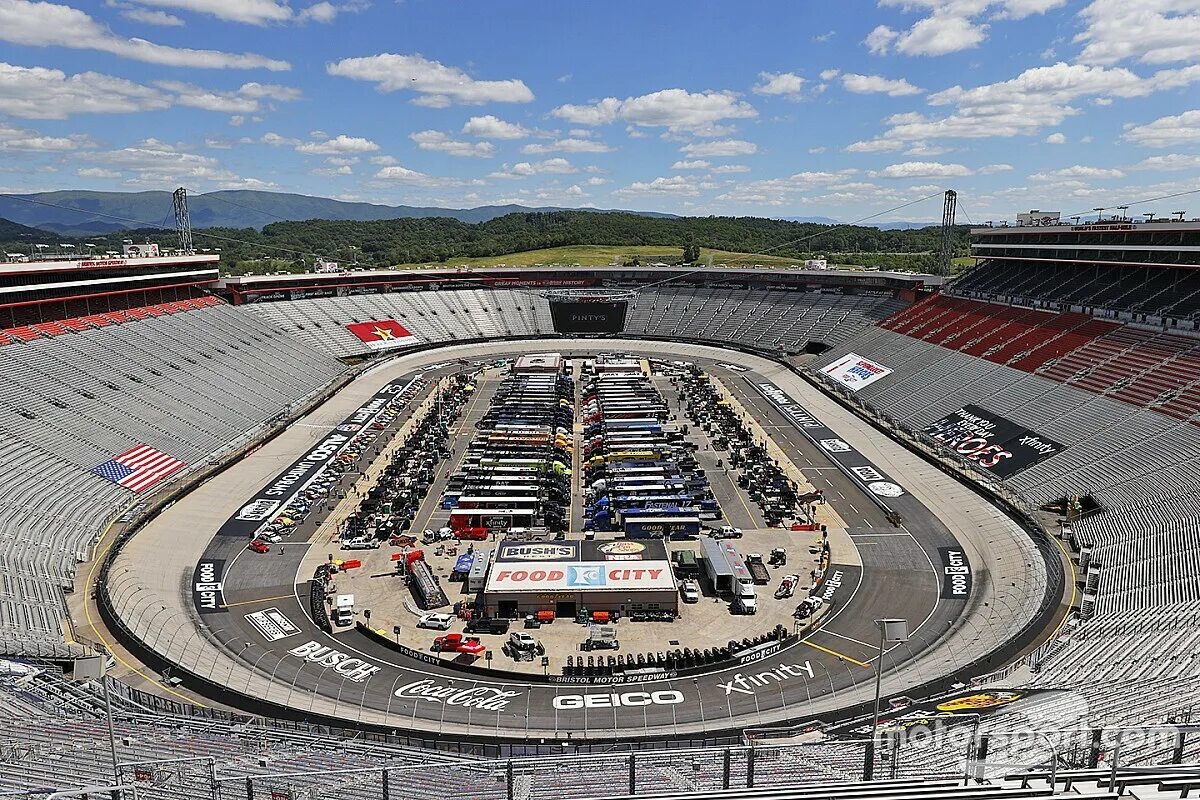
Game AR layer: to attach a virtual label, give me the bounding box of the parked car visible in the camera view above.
[341,538,379,550]
[247,539,269,553]
[464,616,510,634]
[416,612,454,630]
[774,575,800,599]
[680,580,700,603]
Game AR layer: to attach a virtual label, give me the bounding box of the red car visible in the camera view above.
[433,633,486,656]
[247,539,270,553]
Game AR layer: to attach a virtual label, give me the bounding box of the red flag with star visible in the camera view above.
[345,320,418,350]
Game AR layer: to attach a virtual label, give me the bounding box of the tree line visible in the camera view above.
[0,210,971,275]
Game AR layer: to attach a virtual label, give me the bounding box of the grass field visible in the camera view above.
[392,245,813,269]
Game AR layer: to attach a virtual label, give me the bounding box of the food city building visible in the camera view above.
[481,539,678,618]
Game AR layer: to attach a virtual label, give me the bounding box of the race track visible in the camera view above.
[101,339,1058,742]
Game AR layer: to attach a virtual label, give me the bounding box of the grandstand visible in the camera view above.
[5,219,1200,796]
[0,253,347,658]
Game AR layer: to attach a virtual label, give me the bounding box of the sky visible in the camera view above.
[0,0,1198,224]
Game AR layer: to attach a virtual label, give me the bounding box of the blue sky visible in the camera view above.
[0,0,1198,223]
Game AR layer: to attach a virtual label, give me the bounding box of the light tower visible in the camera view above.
[938,189,957,276]
[172,186,194,254]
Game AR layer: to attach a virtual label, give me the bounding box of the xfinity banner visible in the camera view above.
[923,405,1064,478]
[820,353,893,391]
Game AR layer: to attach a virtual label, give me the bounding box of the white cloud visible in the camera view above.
[154,80,301,113]
[868,161,973,179]
[808,146,827,154]
[311,164,352,176]
[1075,0,1200,65]
[520,137,613,154]
[1123,109,1200,147]
[584,176,608,186]
[857,62,1200,147]
[79,137,270,188]
[841,73,924,96]
[868,1,1064,56]
[0,0,290,70]
[551,89,756,134]
[1030,165,1126,180]
[76,167,121,178]
[489,158,577,179]
[710,164,751,173]
[123,0,293,24]
[614,176,707,197]
[978,163,1013,174]
[119,0,363,25]
[845,138,906,153]
[1130,153,1200,171]
[1044,132,1067,144]
[865,25,898,54]
[373,164,466,188]
[261,131,299,146]
[672,159,711,170]
[369,154,398,165]
[228,114,244,126]
[894,14,986,55]
[0,62,170,119]
[752,72,806,97]
[678,138,758,157]
[410,130,495,158]
[119,7,184,25]
[296,134,379,154]
[461,115,530,139]
[327,53,533,105]
[0,119,92,151]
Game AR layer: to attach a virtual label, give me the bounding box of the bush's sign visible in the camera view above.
[820,353,893,391]
[923,405,1063,478]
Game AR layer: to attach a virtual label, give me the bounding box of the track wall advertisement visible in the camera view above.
[922,405,1064,478]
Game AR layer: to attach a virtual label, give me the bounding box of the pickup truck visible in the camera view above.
[433,633,486,656]
[745,553,771,585]
[711,525,743,539]
[465,616,510,634]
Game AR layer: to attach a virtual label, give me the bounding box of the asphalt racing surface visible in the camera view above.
[181,349,980,741]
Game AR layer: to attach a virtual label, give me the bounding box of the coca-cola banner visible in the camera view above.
[923,404,1064,478]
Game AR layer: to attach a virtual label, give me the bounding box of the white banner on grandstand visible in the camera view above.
[820,353,892,391]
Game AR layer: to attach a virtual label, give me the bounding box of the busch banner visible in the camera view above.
[820,352,893,391]
[923,404,1064,478]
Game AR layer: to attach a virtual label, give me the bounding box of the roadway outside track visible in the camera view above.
[97,339,1055,741]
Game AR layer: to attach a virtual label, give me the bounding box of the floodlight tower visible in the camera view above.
[938,189,957,276]
[172,186,194,254]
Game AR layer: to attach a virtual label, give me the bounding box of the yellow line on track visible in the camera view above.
[220,594,295,609]
[801,638,872,669]
[83,517,204,706]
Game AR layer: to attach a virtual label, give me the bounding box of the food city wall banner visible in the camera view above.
[923,404,1064,478]
[819,352,893,391]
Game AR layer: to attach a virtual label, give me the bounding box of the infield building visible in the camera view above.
[482,539,679,618]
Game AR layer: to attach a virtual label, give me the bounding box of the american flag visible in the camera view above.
[92,445,186,492]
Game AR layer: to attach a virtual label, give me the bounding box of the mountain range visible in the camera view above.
[0,190,937,235]
[0,190,678,236]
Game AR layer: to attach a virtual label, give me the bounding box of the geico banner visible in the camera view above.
[820,353,893,391]
[923,404,1064,478]
[487,561,675,592]
[552,690,685,709]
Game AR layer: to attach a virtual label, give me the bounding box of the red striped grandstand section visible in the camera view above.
[0,295,222,346]
[878,295,1200,421]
